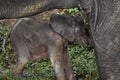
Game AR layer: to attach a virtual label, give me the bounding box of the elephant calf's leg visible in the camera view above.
[49,39,65,80]
[13,57,29,77]
[63,48,74,80]
[12,42,30,77]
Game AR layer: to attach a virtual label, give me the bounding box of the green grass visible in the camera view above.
[0,45,98,80]
[68,45,98,80]
[0,40,98,80]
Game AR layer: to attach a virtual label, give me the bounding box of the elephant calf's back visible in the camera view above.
[10,18,62,60]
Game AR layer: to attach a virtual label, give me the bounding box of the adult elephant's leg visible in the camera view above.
[90,0,120,80]
[93,21,120,80]
[0,0,80,19]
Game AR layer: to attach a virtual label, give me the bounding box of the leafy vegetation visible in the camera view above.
[68,45,98,80]
[0,8,98,80]
[66,8,80,16]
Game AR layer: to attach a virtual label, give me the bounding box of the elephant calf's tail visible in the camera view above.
[2,30,10,53]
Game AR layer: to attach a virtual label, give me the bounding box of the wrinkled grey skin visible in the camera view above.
[10,15,91,80]
[0,0,80,19]
[89,1,120,80]
[1,0,120,80]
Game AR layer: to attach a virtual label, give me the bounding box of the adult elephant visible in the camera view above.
[0,0,120,80]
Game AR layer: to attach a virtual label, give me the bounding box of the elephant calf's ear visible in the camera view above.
[49,14,76,42]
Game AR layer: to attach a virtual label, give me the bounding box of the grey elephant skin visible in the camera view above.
[10,14,92,80]
[0,0,120,80]
[0,0,80,19]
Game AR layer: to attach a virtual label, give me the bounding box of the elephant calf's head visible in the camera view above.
[50,14,93,46]
[74,20,92,46]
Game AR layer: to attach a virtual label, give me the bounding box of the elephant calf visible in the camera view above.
[10,14,92,80]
